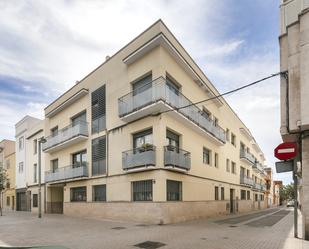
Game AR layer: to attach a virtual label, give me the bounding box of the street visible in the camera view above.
[0,207,308,249]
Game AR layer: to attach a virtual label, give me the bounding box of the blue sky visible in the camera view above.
[0,0,292,184]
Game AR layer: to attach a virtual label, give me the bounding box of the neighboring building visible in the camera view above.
[273,180,283,207]
[264,167,273,208]
[279,0,309,239]
[15,116,42,211]
[0,139,15,211]
[21,20,267,223]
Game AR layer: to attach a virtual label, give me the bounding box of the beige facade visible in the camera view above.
[19,20,269,223]
[279,0,309,239]
[0,139,15,211]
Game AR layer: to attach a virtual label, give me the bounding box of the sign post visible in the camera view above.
[274,142,298,238]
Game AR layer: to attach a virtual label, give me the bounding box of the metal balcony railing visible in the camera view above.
[240,175,254,186]
[164,146,191,171]
[45,164,88,183]
[253,161,264,173]
[42,121,88,151]
[240,149,256,164]
[118,77,226,143]
[122,145,156,170]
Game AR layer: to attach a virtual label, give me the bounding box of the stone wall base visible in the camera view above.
[64,200,267,224]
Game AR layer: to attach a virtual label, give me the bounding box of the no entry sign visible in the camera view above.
[274,142,297,161]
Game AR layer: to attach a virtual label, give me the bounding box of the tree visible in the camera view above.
[279,183,295,202]
[0,167,7,216]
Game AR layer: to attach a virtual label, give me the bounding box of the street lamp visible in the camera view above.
[38,137,46,218]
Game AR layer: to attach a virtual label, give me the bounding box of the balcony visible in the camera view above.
[118,77,226,145]
[45,165,88,183]
[253,161,264,173]
[122,145,156,171]
[42,121,88,153]
[164,146,191,171]
[240,175,254,186]
[240,149,256,165]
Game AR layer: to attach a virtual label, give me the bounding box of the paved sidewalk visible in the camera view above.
[0,208,308,249]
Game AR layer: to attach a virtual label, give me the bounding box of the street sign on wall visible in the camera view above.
[274,142,297,161]
[275,160,293,173]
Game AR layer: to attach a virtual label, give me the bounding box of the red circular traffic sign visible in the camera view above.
[274,142,298,161]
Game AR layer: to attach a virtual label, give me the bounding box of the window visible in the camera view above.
[92,85,106,133]
[241,190,246,200]
[93,185,106,202]
[33,194,38,207]
[247,191,251,200]
[166,76,180,95]
[72,111,86,126]
[18,162,23,173]
[203,147,211,165]
[92,136,106,175]
[167,180,182,201]
[255,194,258,202]
[226,159,230,172]
[213,116,218,127]
[226,129,230,142]
[240,142,245,152]
[51,159,58,173]
[132,74,152,95]
[214,186,219,200]
[72,150,87,168]
[132,180,152,201]
[33,139,37,155]
[6,196,10,206]
[202,107,211,120]
[71,187,87,202]
[33,164,37,183]
[221,187,225,200]
[133,129,153,149]
[19,137,24,151]
[166,130,179,149]
[51,126,58,137]
[6,179,10,188]
[231,161,236,174]
[231,133,236,146]
[214,153,219,168]
[260,194,264,201]
[240,167,245,177]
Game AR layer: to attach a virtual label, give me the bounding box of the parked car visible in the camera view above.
[287,200,295,207]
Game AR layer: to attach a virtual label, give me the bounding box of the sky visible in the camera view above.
[0,0,292,184]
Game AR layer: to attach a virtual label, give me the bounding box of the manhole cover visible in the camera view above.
[111,226,126,230]
[134,241,166,249]
[229,225,237,227]
[222,237,229,240]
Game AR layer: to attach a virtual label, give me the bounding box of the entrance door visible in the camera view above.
[230,189,235,214]
[48,186,64,214]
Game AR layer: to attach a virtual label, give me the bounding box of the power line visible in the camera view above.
[158,71,283,114]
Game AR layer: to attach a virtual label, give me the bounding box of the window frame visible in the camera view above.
[214,186,219,201]
[221,187,225,200]
[92,185,106,202]
[166,180,182,201]
[132,180,153,202]
[33,194,38,207]
[203,147,211,165]
[214,153,219,168]
[70,186,87,202]
[241,190,246,200]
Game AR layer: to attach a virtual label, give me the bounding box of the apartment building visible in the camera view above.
[15,116,43,211]
[264,167,273,208]
[17,20,267,224]
[0,139,15,211]
[273,180,283,206]
[279,0,309,239]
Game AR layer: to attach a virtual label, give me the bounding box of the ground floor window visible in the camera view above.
[260,194,264,201]
[6,196,10,206]
[247,190,250,200]
[167,180,182,201]
[71,187,87,202]
[93,185,106,202]
[132,180,152,201]
[33,194,38,207]
[214,186,219,200]
[241,190,246,200]
[221,187,225,200]
[255,194,258,201]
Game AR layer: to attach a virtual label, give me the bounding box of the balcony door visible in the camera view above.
[72,111,86,126]
[72,150,87,168]
[166,76,180,108]
[166,130,179,151]
[132,74,152,109]
[133,129,153,152]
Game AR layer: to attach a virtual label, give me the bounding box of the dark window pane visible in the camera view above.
[71,187,87,202]
[93,185,106,202]
[132,180,153,201]
[133,74,152,95]
[167,180,182,201]
[33,194,38,207]
[92,85,106,133]
[92,136,106,176]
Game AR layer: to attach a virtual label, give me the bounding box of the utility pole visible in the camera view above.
[38,137,46,219]
[293,158,298,238]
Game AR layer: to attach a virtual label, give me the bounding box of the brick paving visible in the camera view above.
[0,208,308,249]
